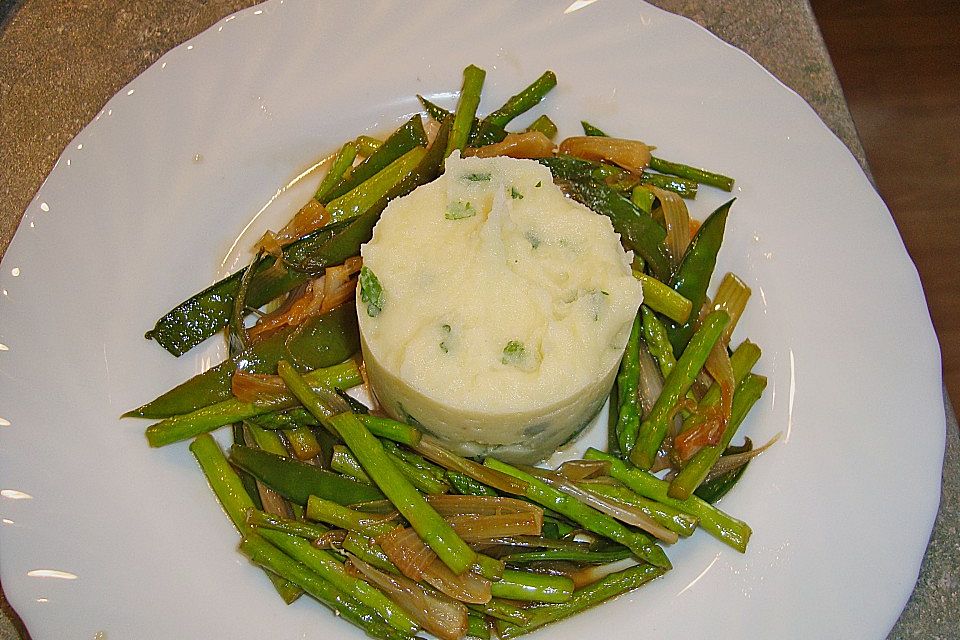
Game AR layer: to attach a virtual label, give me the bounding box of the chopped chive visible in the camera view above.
[359,266,383,317]
[445,201,477,220]
[463,172,492,182]
[501,340,525,366]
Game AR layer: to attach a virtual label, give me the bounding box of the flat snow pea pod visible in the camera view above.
[230,444,384,506]
[320,115,427,204]
[145,118,451,358]
[540,156,672,280]
[665,198,733,355]
[144,218,351,356]
[580,120,608,137]
[313,141,359,203]
[418,95,468,127]
[130,303,359,418]
[146,139,432,357]
[695,457,750,504]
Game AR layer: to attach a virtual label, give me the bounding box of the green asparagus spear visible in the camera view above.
[499,547,634,565]
[277,361,477,575]
[691,340,761,414]
[642,305,678,378]
[496,563,667,638]
[385,448,451,495]
[649,156,735,192]
[332,444,373,483]
[584,449,751,552]
[668,373,767,500]
[297,116,451,275]
[639,171,698,199]
[306,495,398,538]
[410,436,529,496]
[525,114,558,140]
[483,458,670,569]
[246,423,288,456]
[188,434,302,603]
[354,415,422,447]
[321,115,427,204]
[382,440,450,495]
[326,147,426,224]
[615,313,642,454]
[576,483,698,537]
[143,360,361,447]
[489,569,574,603]
[239,536,409,640]
[472,70,557,146]
[246,508,331,539]
[447,471,499,497]
[342,532,400,575]
[447,65,486,156]
[633,272,692,325]
[190,434,259,532]
[467,612,491,640]
[259,528,420,635]
[284,426,322,460]
[469,599,534,626]
[630,310,730,469]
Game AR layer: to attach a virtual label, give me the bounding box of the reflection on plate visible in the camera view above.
[0,1,943,638]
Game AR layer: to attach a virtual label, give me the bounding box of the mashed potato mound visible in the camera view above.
[357,153,642,462]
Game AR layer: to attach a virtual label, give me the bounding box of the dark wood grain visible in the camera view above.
[811,0,960,413]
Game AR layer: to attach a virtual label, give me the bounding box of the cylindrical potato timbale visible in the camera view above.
[357,154,643,463]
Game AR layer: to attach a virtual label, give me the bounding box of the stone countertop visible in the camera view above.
[0,1,956,639]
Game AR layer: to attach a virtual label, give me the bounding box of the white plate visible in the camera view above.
[0,1,944,638]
